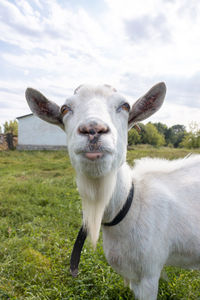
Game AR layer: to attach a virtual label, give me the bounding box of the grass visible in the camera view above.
[0,146,200,299]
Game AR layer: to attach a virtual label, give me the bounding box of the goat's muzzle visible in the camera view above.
[78,121,110,161]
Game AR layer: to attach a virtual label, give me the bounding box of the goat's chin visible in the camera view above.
[72,153,116,178]
[77,172,116,248]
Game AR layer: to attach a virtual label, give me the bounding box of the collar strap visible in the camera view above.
[70,226,87,277]
[103,183,134,227]
[70,183,134,277]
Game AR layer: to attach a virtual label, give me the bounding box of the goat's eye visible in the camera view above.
[121,103,130,112]
[61,105,71,116]
[117,102,130,113]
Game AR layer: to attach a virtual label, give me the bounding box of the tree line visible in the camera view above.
[128,122,200,149]
[0,120,199,149]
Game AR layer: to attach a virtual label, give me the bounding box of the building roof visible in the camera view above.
[17,113,33,120]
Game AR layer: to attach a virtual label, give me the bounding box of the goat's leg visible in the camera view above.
[130,275,160,300]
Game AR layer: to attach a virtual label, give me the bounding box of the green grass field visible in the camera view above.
[0,147,200,300]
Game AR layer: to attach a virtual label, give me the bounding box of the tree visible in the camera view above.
[143,123,165,147]
[180,122,200,149]
[0,125,2,134]
[165,124,186,147]
[3,120,18,135]
[137,123,146,144]
[128,128,141,145]
[153,122,168,137]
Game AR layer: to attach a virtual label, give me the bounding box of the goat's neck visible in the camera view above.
[76,163,132,247]
[102,162,132,224]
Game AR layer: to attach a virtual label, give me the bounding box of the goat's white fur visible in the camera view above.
[26,84,200,300]
[77,171,116,248]
[103,155,200,300]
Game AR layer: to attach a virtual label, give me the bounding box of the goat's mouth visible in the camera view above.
[85,152,103,161]
[75,148,113,162]
[75,142,113,159]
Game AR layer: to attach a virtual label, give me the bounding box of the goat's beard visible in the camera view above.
[77,172,116,248]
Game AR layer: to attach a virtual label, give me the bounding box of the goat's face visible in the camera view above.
[62,85,130,177]
[25,82,166,178]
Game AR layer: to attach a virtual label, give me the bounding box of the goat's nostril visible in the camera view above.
[95,124,109,134]
[99,127,109,134]
[78,123,109,136]
[78,126,88,135]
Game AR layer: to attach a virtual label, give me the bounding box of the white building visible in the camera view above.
[17,114,67,150]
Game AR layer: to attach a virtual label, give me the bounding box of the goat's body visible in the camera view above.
[26,83,200,300]
[102,155,200,300]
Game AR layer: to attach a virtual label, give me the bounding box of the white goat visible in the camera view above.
[25,83,200,300]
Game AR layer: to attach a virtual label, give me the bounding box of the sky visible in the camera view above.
[0,0,199,131]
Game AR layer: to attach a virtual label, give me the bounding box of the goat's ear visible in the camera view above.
[128,82,166,129]
[25,88,64,129]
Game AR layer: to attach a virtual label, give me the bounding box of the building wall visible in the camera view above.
[17,114,67,150]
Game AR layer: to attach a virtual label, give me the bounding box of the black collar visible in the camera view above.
[70,183,134,277]
[102,184,134,227]
[70,225,87,277]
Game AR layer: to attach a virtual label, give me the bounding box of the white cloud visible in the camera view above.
[0,0,199,130]
[148,102,200,130]
[105,0,162,19]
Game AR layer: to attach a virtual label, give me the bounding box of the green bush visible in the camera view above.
[142,123,165,147]
[128,128,141,145]
[180,123,200,149]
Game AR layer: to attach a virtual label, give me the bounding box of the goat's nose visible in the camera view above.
[78,122,109,137]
